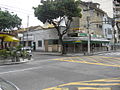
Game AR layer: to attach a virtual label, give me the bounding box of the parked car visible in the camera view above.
[21,47,33,60]
[0,78,20,90]
[21,47,32,54]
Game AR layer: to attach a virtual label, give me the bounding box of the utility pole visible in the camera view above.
[112,18,116,50]
[27,15,29,47]
[87,16,91,54]
[87,2,91,55]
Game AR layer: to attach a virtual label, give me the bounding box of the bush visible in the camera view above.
[0,45,32,61]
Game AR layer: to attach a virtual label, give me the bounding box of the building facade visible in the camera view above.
[20,26,66,52]
[113,0,120,43]
[63,1,110,53]
[102,13,113,40]
[20,1,112,53]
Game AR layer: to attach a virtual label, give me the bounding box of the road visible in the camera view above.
[0,52,120,90]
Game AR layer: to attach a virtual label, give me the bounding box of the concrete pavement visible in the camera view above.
[0,52,120,90]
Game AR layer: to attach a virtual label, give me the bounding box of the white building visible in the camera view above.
[102,13,113,40]
[21,26,65,52]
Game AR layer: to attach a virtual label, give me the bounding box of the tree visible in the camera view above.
[0,10,22,31]
[116,21,120,35]
[33,0,82,54]
[0,10,22,48]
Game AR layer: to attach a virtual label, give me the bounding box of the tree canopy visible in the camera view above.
[33,0,82,54]
[0,10,22,31]
[34,0,82,24]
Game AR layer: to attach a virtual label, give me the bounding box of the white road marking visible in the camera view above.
[0,66,43,75]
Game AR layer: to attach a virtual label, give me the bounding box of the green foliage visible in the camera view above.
[33,0,82,24]
[0,46,31,61]
[0,10,22,31]
[0,49,11,59]
[33,0,82,54]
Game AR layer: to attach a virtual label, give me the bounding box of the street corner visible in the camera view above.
[43,77,120,90]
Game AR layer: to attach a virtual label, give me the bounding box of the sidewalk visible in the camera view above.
[33,50,120,57]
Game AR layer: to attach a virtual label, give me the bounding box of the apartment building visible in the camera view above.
[63,1,110,53]
[113,0,120,43]
[102,13,113,40]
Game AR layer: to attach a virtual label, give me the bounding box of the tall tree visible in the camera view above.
[0,10,22,31]
[34,0,82,54]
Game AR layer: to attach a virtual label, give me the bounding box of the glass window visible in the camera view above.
[28,41,32,47]
[38,40,42,47]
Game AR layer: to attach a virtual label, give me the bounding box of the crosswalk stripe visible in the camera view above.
[58,82,120,87]
[43,77,120,90]
[58,59,120,67]
[78,87,111,90]
[53,56,120,67]
[43,87,69,90]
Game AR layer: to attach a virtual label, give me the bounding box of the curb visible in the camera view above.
[33,50,120,57]
[0,58,33,66]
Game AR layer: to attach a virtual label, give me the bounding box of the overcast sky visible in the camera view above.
[0,0,113,28]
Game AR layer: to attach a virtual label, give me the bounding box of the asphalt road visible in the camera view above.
[0,52,120,90]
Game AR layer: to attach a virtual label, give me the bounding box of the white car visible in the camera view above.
[21,47,32,54]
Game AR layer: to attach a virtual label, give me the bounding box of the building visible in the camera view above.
[20,26,65,52]
[113,0,120,43]
[102,13,113,40]
[19,1,112,53]
[63,1,110,53]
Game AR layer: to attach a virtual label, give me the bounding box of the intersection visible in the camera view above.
[0,52,120,90]
[43,55,120,90]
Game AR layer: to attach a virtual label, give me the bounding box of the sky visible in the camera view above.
[0,0,113,28]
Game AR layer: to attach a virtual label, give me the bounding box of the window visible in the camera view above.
[97,12,99,16]
[108,29,112,34]
[28,41,32,47]
[53,40,58,44]
[38,40,42,47]
[48,40,59,45]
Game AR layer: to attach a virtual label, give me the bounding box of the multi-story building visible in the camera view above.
[63,1,110,53]
[113,0,120,43]
[102,13,113,40]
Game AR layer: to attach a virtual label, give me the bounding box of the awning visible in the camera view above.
[4,36,19,42]
[64,40,82,44]
[63,37,110,44]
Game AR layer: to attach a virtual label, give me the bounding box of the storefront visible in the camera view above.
[0,33,19,49]
[63,37,110,53]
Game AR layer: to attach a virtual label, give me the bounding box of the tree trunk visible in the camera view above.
[59,36,66,55]
[116,22,120,33]
[51,21,67,55]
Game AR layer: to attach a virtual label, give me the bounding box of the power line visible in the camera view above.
[0,6,33,15]
[0,4,34,15]
[0,4,33,13]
